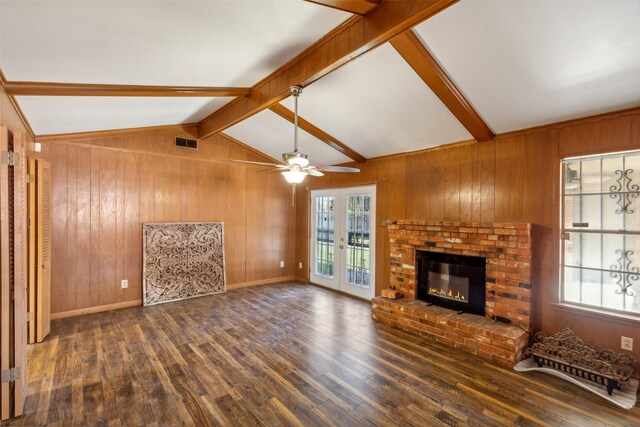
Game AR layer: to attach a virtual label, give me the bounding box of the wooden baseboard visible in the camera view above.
[227,276,297,289]
[51,277,298,320]
[51,299,143,320]
[294,276,309,284]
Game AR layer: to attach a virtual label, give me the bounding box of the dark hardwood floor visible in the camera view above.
[10,282,640,426]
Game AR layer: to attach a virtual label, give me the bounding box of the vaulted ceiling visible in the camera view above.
[1,0,639,165]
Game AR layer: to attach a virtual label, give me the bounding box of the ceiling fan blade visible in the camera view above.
[307,169,324,177]
[257,168,286,174]
[315,165,360,173]
[229,159,285,167]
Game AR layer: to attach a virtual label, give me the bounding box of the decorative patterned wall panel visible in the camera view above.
[143,222,226,305]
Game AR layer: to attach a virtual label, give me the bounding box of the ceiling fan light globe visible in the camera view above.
[281,170,307,184]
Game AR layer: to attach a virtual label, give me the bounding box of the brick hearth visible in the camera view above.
[372,220,532,366]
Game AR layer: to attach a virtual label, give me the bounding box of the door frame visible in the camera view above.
[309,184,376,300]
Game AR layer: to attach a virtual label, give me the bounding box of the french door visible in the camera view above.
[310,185,376,299]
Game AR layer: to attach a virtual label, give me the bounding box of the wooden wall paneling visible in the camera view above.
[89,148,101,308]
[443,148,460,220]
[375,157,406,293]
[99,150,117,306]
[115,152,125,303]
[245,168,272,282]
[458,144,475,222]
[233,163,249,283]
[65,145,78,310]
[122,153,140,303]
[478,141,496,223]
[170,157,182,220]
[430,150,446,220]
[558,112,637,157]
[295,184,310,281]
[36,161,51,342]
[510,138,525,220]
[403,154,426,217]
[468,144,482,222]
[494,137,517,220]
[0,126,9,420]
[522,130,558,333]
[75,147,92,311]
[50,144,67,314]
[227,164,248,285]
[26,158,36,344]
[178,158,195,222]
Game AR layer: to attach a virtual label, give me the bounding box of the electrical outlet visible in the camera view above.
[621,336,633,351]
[280,261,285,268]
[121,279,128,289]
[299,262,303,269]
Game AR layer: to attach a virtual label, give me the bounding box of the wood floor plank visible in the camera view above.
[9,282,640,426]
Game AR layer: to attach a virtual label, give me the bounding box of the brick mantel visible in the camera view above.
[386,220,532,329]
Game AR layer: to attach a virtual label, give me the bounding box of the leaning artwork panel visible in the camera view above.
[143,222,226,305]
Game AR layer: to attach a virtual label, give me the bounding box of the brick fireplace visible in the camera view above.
[372,220,532,366]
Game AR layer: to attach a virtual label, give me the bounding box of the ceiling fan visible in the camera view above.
[230,86,359,184]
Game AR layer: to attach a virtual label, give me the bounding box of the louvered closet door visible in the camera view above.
[36,161,51,342]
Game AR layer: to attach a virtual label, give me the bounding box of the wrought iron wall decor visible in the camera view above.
[143,222,226,305]
[524,328,635,395]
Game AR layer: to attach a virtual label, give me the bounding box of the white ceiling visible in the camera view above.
[415,0,640,133]
[281,43,472,158]
[16,97,232,135]
[225,109,351,166]
[0,0,349,86]
[1,1,639,161]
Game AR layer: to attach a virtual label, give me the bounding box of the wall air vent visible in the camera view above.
[175,137,198,149]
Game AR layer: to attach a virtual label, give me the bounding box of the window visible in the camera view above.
[561,151,640,315]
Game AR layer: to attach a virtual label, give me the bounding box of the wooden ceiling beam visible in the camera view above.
[0,70,35,138]
[390,30,494,142]
[304,0,379,15]
[198,0,459,140]
[269,103,366,163]
[4,81,251,97]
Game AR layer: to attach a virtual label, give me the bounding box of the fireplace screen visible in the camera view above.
[428,264,469,302]
[417,251,486,315]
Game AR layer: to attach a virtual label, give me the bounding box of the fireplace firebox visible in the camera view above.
[416,251,486,316]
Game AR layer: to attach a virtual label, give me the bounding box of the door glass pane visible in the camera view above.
[314,196,335,279]
[345,195,371,288]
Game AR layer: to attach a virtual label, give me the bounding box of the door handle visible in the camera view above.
[339,245,344,249]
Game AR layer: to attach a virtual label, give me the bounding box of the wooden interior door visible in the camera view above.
[36,160,51,342]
